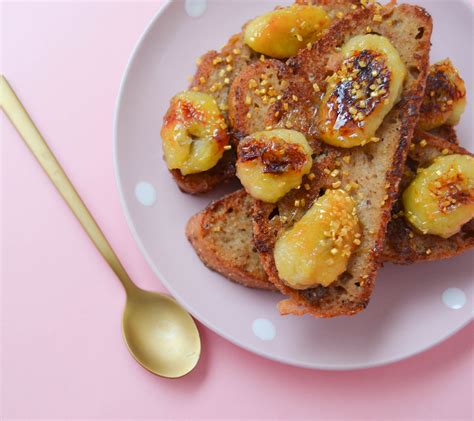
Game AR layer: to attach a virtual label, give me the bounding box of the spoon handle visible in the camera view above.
[0,76,137,294]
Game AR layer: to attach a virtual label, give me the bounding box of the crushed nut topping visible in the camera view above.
[429,167,473,213]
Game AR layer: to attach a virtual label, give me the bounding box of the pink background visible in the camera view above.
[1,1,472,420]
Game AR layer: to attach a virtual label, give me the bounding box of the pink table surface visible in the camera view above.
[1,1,472,420]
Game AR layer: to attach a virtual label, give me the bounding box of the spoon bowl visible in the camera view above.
[123,290,201,378]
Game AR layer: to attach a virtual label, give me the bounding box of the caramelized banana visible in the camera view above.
[403,154,474,238]
[274,189,361,289]
[161,91,229,175]
[236,129,312,203]
[417,59,467,131]
[244,5,330,59]
[317,35,407,148]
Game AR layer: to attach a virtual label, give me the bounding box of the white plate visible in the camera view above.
[113,0,473,369]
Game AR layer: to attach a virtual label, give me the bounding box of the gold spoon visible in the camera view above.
[0,75,201,378]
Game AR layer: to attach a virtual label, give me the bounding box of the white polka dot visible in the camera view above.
[252,318,276,341]
[442,288,466,310]
[135,182,156,206]
[185,0,207,18]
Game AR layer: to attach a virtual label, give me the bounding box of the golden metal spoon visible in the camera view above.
[0,75,201,378]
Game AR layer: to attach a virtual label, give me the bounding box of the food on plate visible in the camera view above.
[161,0,473,317]
[417,59,467,131]
[244,5,331,58]
[236,129,313,203]
[161,91,230,175]
[403,154,474,239]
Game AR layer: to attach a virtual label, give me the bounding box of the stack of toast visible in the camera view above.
[161,0,473,317]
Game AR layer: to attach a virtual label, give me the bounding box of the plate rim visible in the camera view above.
[112,0,473,371]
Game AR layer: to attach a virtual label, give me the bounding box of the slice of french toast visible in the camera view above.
[186,129,473,291]
[228,3,433,317]
[384,130,474,263]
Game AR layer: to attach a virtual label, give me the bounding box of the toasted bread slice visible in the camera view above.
[229,3,432,317]
[384,130,474,263]
[186,189,275,290]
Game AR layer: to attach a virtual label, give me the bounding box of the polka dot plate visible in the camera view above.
[113,0,473,369]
